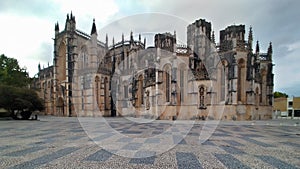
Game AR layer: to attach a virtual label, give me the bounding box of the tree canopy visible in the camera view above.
[0,54,44,119]
[274,91,288,98]
[0,54,31,87]
[0,85,44,119]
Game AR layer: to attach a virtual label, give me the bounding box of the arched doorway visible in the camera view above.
[57,97,64,116]
[136,75,144,108]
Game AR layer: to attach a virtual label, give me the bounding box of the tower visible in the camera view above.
[187,19,212,60]
[219,25,246,52]
[154,32,176,52]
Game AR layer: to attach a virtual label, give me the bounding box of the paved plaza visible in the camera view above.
[0,116,299,169]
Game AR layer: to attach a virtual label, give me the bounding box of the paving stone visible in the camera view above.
[256,155,298,169]
[93,133,114,141]
[176,152,202,169]
[201,140,216,146]
[280,141,300,148]
[145,138,160,144]
[0,117,300,168]
[4,146,45,156]
[220,145,245,154]
[214,153,251,169]
[10,147,79,169]
[240,137,274,147]
[129,156,156,165]
[116,137,134,142]
[85,149,113,162]
[224,140,244,146]
[122,143,143,150]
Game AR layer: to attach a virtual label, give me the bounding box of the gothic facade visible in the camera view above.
[35,13,274,120]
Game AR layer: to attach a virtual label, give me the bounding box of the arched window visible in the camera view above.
[219,60,227,102]
[199,86,205,109]
[179,64,185,103]
[261,70,267,105]
[138,75,144,105]
[104,77,109,110]
[238,59,245,102]
[124,85,128,99]
[95,76,100,109]
[164,64,171,102]
[80,46,88,69]
[255,87,259,107]
[57,42,66,82]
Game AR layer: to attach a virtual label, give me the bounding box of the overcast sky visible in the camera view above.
[0,0,299,96]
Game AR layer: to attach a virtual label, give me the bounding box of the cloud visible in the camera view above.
[98,13,188,46]
[0,0,59,18]
[0,0,300,96]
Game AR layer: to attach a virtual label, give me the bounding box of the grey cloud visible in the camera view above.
[0,0,62,19]
[31,42,52,63]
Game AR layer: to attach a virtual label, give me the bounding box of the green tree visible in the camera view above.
[274,91,288,98]
[0,54,30,87]
[0,85,44,119]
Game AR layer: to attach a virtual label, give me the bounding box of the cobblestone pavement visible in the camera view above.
[0,116,299,169]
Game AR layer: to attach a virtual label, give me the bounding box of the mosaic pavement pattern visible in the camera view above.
[0,116,299,169]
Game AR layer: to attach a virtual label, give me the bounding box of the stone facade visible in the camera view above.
[34,13,274,120]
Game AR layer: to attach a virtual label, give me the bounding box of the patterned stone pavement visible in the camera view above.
[0,116,299,169]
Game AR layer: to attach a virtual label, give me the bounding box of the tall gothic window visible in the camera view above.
[164,65,171,102]
[180,66,184,103]
[95,76,100,109]
[199,86,205,108]
[104,77,109,110]
[124,85,128,99]
[237,59,245,102]
[81,46,88,69]
[137,75,144,106]
[221,66,225,101]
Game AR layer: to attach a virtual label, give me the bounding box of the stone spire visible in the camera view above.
[130,31,134,42]
[211,31,215,44]
[139,34,141,42]
[255,40,260,54]
[267,42,273,60]
[248,26,253,51]
[55,22,59,31]
[105,34,108,48]
[91,18,97,35]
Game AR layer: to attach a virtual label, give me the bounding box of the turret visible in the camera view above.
[55,22,59,36]
[248,26,253,51]
[105,34,108,48]
[255,41,260,54]
[187,19,212,50]
[211,31,215,44]
[130,31,134,43]
[38,63,41,71]
[219,24,245,52]
[91,18,97,35]
[267,42,272,61]
[154,32,176,52]
[65,12,76,31]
